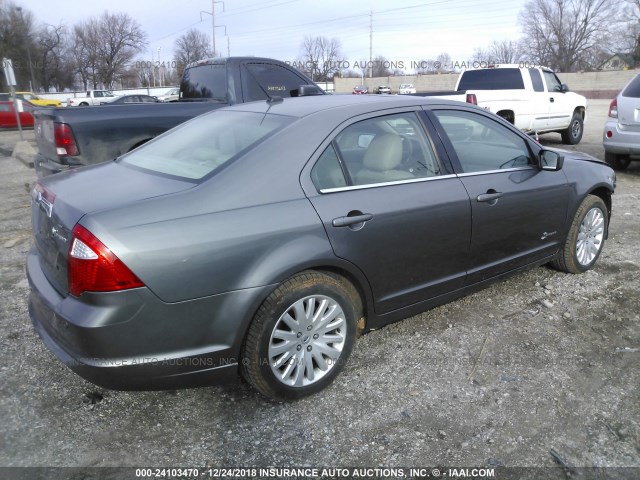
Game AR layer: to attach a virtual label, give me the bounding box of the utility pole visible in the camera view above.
[369,11,373,78]
[211,0,216,56]
[201,1,225,57]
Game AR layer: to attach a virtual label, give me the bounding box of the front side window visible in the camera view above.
[121,111,292,180]
[543,70,562,92]
[312,112,441,190]
[433,110,532,173]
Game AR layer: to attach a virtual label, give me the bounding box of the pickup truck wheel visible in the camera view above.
[561,112,583,145]
[551,195,607,274]
[604,152,631,171]
[241,271,360,401]
[79,102,89,106]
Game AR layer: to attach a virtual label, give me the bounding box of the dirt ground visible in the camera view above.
[0,101,638,478]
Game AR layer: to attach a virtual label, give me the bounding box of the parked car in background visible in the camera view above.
[100,94,161,105]
[0,100,35,128]
[603,73,640,170]
[15,92,62,107]
[67,90,116,106]
[376,85,391,94]
[28,95,614,401]
[398,84,416,94]
[33,57,324,177]
[156,87,180,102]
[352,85,368,94]
[414,66,587,144]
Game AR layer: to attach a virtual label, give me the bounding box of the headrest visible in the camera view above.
[362,134,403,171]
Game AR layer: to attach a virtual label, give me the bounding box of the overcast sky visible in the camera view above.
[21,0,527,72]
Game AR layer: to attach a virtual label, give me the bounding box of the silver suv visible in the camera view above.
[603,73,640,170]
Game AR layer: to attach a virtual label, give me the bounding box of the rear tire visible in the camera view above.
[241,271,361,401]
[561,112,583,145]
[604,152,631,171]
[551,195,608,274]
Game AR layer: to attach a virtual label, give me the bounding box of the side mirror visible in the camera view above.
[539,149,564,171]
[560,83,570,93]
[291,85,324,97]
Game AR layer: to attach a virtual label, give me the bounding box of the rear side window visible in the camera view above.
[242,63,309,101]
[457,68,525,90]
[313,112,441,190]
[120,111,292,180]
[622,74,640,98]
[529,68,544,92]
[181,64,228,100]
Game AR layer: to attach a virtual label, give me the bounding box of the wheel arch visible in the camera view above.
[496,109,515,124]
[587,186,613,236]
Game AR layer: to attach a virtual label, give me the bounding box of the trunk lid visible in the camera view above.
[31,161,196,296]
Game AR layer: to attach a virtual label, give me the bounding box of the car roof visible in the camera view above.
[228,94,464,119]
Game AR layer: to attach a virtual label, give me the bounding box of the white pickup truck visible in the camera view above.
[421,65,587,144]
[67,90,116,106]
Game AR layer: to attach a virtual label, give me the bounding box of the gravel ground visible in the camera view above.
[0,101,638,478]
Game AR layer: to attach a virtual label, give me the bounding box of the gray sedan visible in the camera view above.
[27,95,615,401]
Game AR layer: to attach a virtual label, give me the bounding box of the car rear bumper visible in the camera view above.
[603,119,640,156]
[26,245,272,390]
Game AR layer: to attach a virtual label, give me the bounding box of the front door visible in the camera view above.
[429,108,569,284]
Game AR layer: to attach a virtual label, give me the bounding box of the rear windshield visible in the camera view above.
[120,111,293,180]
[457,68,525,91]
[622,74,640,98]
[180,64,227,101]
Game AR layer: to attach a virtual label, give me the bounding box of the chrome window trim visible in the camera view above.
[457,166,535,177]
[319,174,458,193]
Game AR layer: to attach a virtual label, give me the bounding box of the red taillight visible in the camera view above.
[54,122,79,156]
[34,182,56,204]
[608,98,618,118]
[68,224,144,297]
[466,93,478,105]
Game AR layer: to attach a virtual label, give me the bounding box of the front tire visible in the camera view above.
[561,112,583,145]
[241,271,361,401]
[551,195,608,274]
[604,152,631,171]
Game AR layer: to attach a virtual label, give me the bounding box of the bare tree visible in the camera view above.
[72,12,147,89]
[371,55,392,77]
[0,1,39,90]
[95,12,147,88]
[472,40,523,65]
[37,24,74,91]
[435,52,452,72]
[519,0,621,72]
[173,29,212,77]
[299,36,345,81]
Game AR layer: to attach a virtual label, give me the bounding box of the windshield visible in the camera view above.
[120,110,293,180]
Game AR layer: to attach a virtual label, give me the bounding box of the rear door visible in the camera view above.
[304,109,471,314]
[428,107,569,284]
[617,74,640,131]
